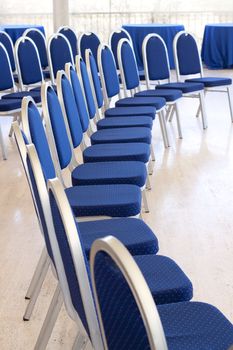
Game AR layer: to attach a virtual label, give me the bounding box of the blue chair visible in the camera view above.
[35,177,193,348]
[142,33,207,130]
[91,236,233,350]
[22,92,143,218]
[58,25,78,61]
[174,31,233,123]
[78,31,100,64]
[47,33,74,84]
[117,38,183,140]
[0,30,16,74]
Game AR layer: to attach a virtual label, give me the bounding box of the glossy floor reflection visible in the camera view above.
[1,70,233,349]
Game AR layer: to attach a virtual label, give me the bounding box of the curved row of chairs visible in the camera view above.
[5,25,233,349]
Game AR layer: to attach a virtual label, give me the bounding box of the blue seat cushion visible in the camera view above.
[185,77,232,87]
[135,88,182,102]
[156,82,204,93]
[2,91,41,103]
[105,106,156,119]
[158,301,233,349]
[134,255,193,304]
[79,217,158,258]
[116,96,166,110]
[83,143,151,163]
[0,99,21,111]
[90,127,151,145]
[65,184,141,217]
[97,116,153,130]
[72,161,147,187]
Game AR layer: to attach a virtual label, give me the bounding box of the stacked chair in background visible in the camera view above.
[0,24,232,349]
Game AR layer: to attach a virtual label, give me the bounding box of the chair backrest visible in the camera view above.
[0,42,15,92]
[15,36,44,90]
[173,31,203,81]
[0,30,16,72]
[78,31,100,64]
[97,44,120,107]
[24,28,48,69]
[109,28,132,69]
[48,177,104,349]
[65,62,90,134]
[76,55,96,120]
[47,33,74,84]
[117,38,140,95]
[142,34,171,89]
[85,48,104,110]
[90,236,168,350]
[58,26,78,61]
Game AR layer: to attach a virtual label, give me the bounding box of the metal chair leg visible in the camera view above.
[34,284,63,350]
[161,111,170,147]
[174,102,183,139]
[227,87,233,123]
[9,116,17,137]
[148,160,153,175]
[72,332,88,350]
[146,176,151,190]
[199,91,208,129]
[142,189,149,213]
[150,144,155,162]
[0,122,7,160]
[158,112,168,148]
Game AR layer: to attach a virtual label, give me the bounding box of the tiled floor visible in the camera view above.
[1,70,233,349]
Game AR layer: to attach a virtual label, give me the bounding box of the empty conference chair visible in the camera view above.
[78,31,100,64]
[173,31,233,122]
[0,30,16,74]
[58,25,78,61]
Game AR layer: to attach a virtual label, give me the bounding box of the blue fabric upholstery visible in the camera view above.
[0,44,14,91]
[158,301,233,349]
[146,36,170,80]
[0,32,15,72]
[156,82,204,93]
[59,27,77,60]
[65,184,141,217]
[25,30,48,68]
[110,31,130,69]
[60,74,83,148]
[72,161,147,187]
[43,70,51,79]
[135,89,182,102]
[46,86,72,169]
[88,52,104,108]
[69,67,90,133]
[50,35,73,78]
[185,77,232,87]
[176,33,201,75]
[0,98,21,111]
[97,116,153,130]
[120,41,140,90]
[83,143,151,163]
[105,106,156,119]
[80,32,100,64]
[17,39,43,85]
[90,127,151,145]
[27,101,56,180]
[2,90,41,103]
[79,217,158,258]
[79,58,96,119]
[101,46,120,97]
[116,96,166,110]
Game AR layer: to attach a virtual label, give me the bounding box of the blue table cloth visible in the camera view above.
[201,24,233,69]
[122,24,185,70]
[0,24,45,43]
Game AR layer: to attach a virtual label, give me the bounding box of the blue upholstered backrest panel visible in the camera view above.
[79,59,96,119]
[80,33,100,64]
[49,189,90,336]
[146,37,170,80]
[0,44,14,90]
[70,68,89,133]
[59,28,77,61]
[94,251,151,350]
[176,33,201,75]
[18,40,42,84]
[26,30,48,68]
[89,53,104,108]
[101,47,120,97]
[120,41,139,90]
[46,86,72,169]
[50,36,73,77]
[61,73,84,147]
[110,31,129,69]
[0,32,15,71]
[27,102,56,180]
